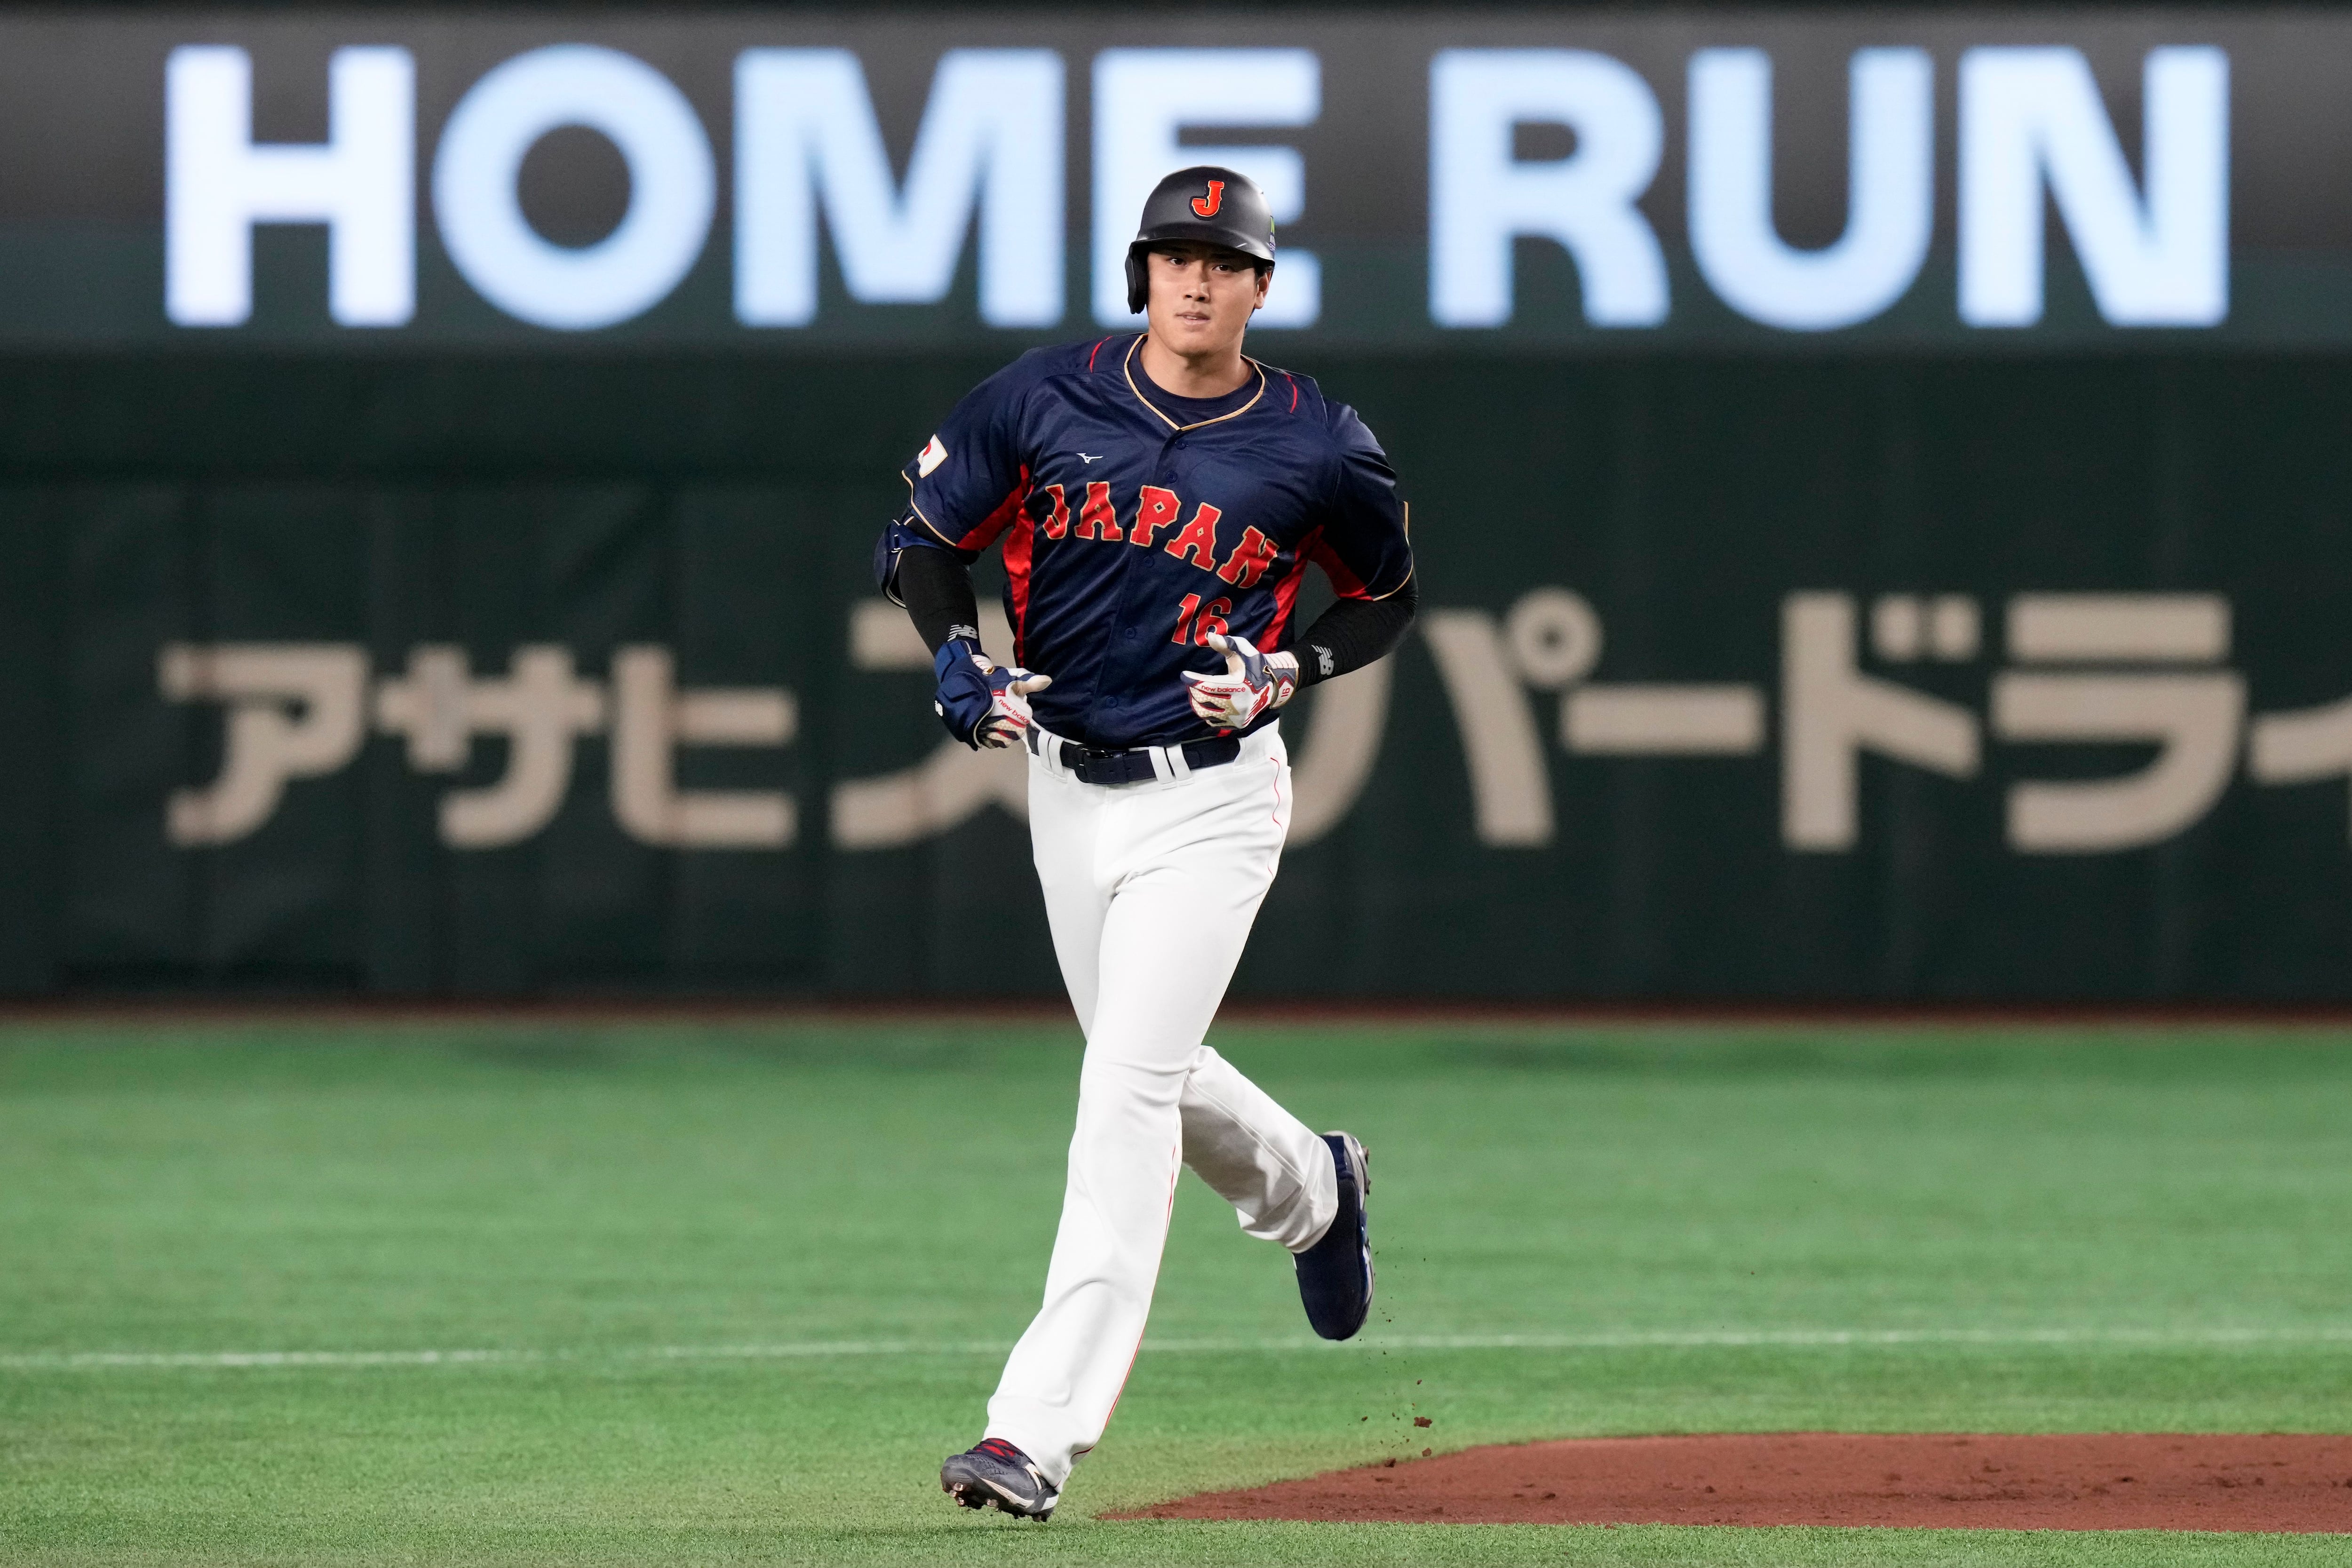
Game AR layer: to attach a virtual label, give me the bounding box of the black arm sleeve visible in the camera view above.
[1291,574,1418,686]
[893,544,984,657]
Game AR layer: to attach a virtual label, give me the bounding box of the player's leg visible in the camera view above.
[1177,1046,1337,1252]
[983,749,1288,1487]
[943,761,1114,1519]
[1025,761,1108,1035]
[1172,1016,1369,1349]
[1165,738,1370,1340]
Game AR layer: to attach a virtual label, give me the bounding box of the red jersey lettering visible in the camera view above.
[1039,483,1070,540]
[1162,503,1223,569]
[1130,486,1182,548]
[1215,526,1279,589]
[1073,481,1122,541]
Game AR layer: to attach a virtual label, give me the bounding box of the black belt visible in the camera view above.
[1027,726,1243,786]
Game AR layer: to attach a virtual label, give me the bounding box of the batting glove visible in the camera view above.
[1181,632,1298,730]
[934,637,1052,749]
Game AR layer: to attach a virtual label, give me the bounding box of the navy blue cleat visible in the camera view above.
[1294,1131,1374,1340]
[941,1439,1060,1520]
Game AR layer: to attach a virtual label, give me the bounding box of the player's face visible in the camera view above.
[1146,245,1270,358]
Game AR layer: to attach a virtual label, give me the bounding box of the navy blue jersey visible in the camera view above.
[877,334,1415,749]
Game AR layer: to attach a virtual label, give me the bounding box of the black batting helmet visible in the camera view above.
[1124,166,1276,314]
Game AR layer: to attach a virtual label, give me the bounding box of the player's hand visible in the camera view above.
[1181,633,1298,730]
[933,638,1052,749]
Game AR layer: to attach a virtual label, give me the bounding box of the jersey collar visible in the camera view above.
[1121,335,1267,433]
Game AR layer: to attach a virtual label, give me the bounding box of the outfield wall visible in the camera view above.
[5,8,2352,999]
[7,351,2352,1001]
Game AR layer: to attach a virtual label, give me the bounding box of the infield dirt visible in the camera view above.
[1116,1433,2352,1532]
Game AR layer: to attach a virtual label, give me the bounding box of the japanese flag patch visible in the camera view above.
[916,435,948,477]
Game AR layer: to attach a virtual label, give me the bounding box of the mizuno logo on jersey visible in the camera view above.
[916,435,948,477]
[1076,453,1104,463]
[1033,483,1284,589]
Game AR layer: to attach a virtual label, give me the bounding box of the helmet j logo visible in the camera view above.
[1191,181,1225,219]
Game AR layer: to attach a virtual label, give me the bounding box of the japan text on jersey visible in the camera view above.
[876,334,1414,750]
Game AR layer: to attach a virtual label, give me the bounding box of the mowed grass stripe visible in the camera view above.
[12,1325,2352,1371]
[3,1021,2348,1567]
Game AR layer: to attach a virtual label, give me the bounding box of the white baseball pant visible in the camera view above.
[983,720,1340,1487]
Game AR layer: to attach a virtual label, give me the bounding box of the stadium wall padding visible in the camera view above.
[5,350,2352,1000]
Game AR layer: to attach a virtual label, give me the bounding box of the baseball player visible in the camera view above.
[874,166,1418,1520]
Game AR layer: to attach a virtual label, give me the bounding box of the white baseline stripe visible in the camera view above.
[7,1326,2352,1371]
[3,1348,545,1369]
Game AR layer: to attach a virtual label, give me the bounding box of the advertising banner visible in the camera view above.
[7,353,2352,1001]
[1,9,2350,350]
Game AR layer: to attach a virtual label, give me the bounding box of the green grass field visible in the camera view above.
[1,1018,2348,1567]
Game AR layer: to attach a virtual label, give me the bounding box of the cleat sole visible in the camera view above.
[943,1475,1053,1520]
